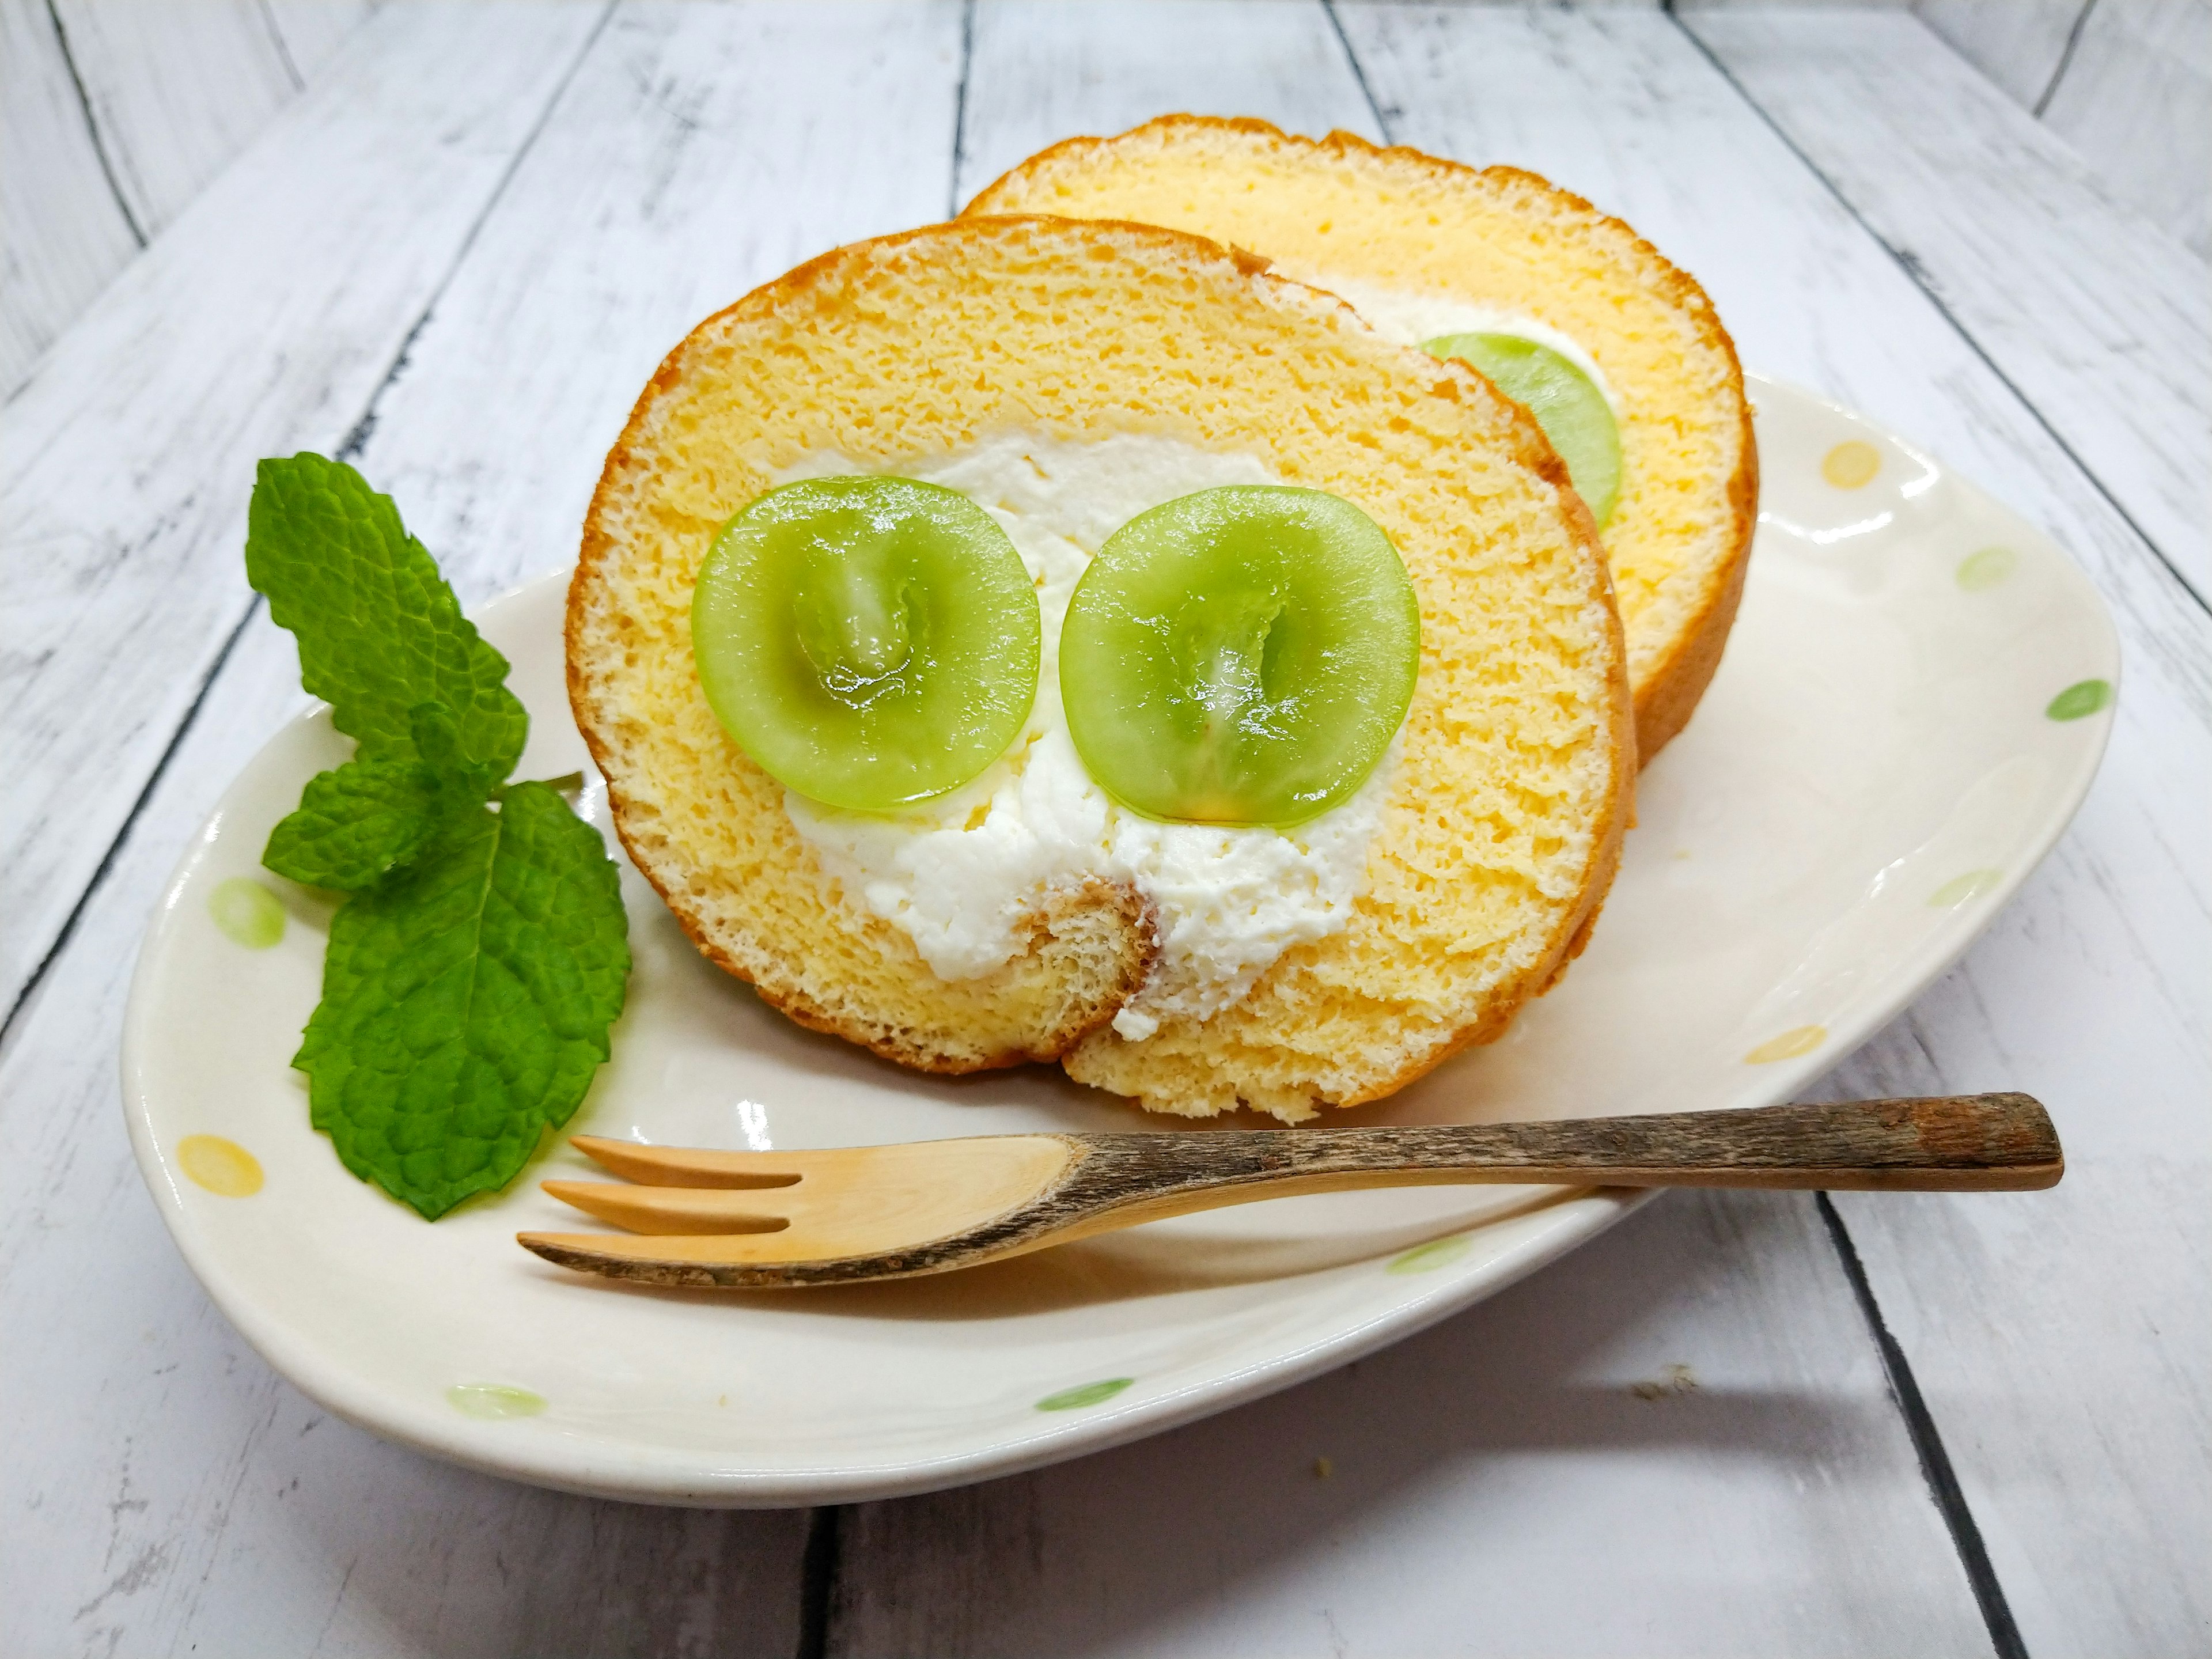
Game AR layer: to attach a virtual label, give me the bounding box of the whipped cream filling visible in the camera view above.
[772,434,1399,1041]
[1306,272,1623,419]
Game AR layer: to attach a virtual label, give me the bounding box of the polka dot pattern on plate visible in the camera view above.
[177,1135,264,1196]
[448,1384,547,1419]
[1036,1378,1134,1412]
[2046,679,2112,721]
[1744,1025,1827,1065]
[1387,1234,1474,1275]
[208,877,285,949]
[1821,441,1881,488]
[1955,546,2017,590]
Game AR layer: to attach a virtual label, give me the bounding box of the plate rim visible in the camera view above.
[120,374,2120,1506]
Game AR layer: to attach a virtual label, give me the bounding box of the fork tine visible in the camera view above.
[569,1135,803,1189]
[518,1230,836,1276]
[542,1180,793,1236]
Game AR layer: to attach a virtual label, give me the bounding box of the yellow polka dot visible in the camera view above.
[1744,1025,1827,1065]
[1821,441,1881,488]
[178,1135,263,1196]
[208,877,285,949]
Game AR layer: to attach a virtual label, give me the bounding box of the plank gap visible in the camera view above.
[948,0,977,216]
[798,1503,845,1659]
[40,0,148,247]
[253,0,308,93]
[1323,0,1396,142]
[2032,0,2100,116]
[1816,1193,2030,1659]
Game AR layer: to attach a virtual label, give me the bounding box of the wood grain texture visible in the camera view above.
[0,5,964,1652]
[954,0,1380,210]
[51,0,302,240]
[2040,0,2212,259]
[0,0,377,396]
[1330,7,2211,1654]
[343,0,969,611]
[0,1,608,1028]
[830,1188,1995,1658]
[1684,7,2212,607]
[0,0,144,393]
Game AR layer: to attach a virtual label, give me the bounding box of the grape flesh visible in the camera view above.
[1059,486,1419,828]
[1423,332,1622,527]
[691,477,1040,812]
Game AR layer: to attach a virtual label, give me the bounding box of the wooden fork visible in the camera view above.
[517,1093,2060,1289]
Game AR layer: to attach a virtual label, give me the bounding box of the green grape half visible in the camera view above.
[1059,486,1419,828]
[691,476,1040,812]
[1422,332,1622,528]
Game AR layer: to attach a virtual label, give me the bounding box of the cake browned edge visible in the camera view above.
[965,113,1758,766]
[566,214,1632,1101]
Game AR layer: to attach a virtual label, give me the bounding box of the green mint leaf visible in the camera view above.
[246,453,528,773]
[266,757,444,891]
[263,703,507,890]
[296,784,630,1219]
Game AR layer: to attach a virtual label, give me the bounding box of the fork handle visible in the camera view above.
[1062,1094,2061,1218]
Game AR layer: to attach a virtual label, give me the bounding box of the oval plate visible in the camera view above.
[123,378,2118,1505]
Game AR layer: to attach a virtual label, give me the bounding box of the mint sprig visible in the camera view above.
[249,455,628,1219]
[263,702,503,892]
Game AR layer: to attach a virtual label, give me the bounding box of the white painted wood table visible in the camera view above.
[4,5,2206,1655]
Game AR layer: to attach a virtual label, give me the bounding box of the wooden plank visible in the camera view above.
[0,4,965,1651]
[832,1190,1994,1657]
[0,0,143,393]
[1911,0,2091,109]
[52,0,302,239]
[1682,8,2211,607]
[0,1,607,1024]
[953,0,1380,210]
[1337,6,2210,1654]
[2039,0,2212,259]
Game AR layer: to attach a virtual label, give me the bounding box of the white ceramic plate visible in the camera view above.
[125,378,2117,1506]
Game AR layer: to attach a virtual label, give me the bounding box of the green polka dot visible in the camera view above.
[208,877,285,948]
[1036,1378,1133,1412]
[1387,1234,1473,1275]
[448,1383,546,1419]
[1928,869,2002,908]
[1955,546,2016,590]
[2046,679,2112,721]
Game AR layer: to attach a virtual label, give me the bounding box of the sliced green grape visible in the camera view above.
[1060,486,1419,828]
[1422,332,1622,528]
[691,476,1040,811]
